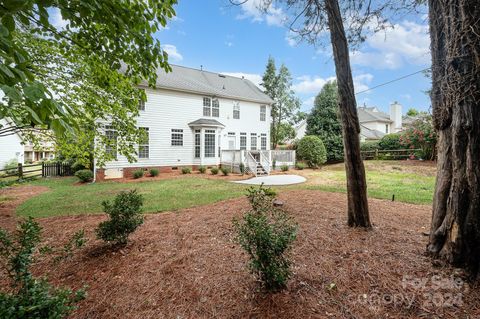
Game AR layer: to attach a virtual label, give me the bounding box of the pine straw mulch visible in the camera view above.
[7,190,480,318]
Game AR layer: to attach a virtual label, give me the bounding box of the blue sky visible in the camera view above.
[49,1,432,115]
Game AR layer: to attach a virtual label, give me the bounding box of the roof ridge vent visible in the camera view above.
[218,74,226,78]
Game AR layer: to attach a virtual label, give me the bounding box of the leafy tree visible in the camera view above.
[0,0,176,140]
[296,135,327,168]
[406,108,419,116]
[276,122,296,144]
[261,57,300,148]
[306,81,344,162]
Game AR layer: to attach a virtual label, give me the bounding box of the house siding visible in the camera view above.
[0,119,24,169]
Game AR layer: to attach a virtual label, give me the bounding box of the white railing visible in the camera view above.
[244,151,258,176]
[260,150,271,175]
[271,150,296,167]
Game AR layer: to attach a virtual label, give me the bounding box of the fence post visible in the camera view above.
[18,163,23,179]
[375,149,379,159]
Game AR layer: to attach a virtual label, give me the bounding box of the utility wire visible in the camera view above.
[355,67,431,95]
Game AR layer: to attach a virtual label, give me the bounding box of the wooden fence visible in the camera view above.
[361,149,422,160]
[0,162,73,183]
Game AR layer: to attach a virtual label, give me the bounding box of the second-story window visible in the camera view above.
[260,105,266,121]
[385,124,389,134]
[212,98,220,117]
[203,97,211,116]
[138,99,145,111]
[138,127,149,158]
[233,102,240,119]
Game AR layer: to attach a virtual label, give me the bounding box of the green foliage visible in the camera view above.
[96,190,144,246]
[406,108,419,116]
[0,0,177,137]
[400,115,437,160]
[132,169,144,179]
[181,167,191,174]
[306,81,344,162]
[221,167,230,176]
[210,167,219,175]
[379,133,403,150]
[149,168,159,177]
[276,122,296,144]
[281,165,289,172]
[3,159,18,174]
[239,163,245,175]
[233,185,297,291]
[295,162,305,170]
[296,135,327,168]
[272,160,277,170]
[71,160,86,173]
[74,169,93,183]
[0,218,85,318]
[198,166,206,174]
[360,141,380,152]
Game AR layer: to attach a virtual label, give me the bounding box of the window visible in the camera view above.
[203,97,211,116]
[233,102,240,119]
[240,133,247,150]
[138,127,149,158]
[171,129,183,146]
[260,105,266,121]
[205,129,216,157]
[105,125,117,158]
[138,99,145,111]
[261,133,267,150]
[194,130,201,158]
[385,124,389,134]
[212,98,220,117]
[250,133,257,150]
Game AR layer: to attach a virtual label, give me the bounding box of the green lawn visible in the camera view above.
[14,161,435,218]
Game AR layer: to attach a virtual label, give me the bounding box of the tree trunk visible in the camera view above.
[428,0,480,277]
[324,0,371,228]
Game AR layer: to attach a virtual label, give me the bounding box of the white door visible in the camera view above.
[228,136,236,150]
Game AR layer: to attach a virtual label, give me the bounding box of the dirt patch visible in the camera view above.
[0,185,49,230]
[11,190,478,319]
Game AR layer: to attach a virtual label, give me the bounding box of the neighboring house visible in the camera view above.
[358,101,404,141]
[293,119,307,141]
[0,119,24,169]
[96,65,294,180]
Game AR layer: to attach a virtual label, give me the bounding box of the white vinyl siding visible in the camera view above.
[171,129,183,146]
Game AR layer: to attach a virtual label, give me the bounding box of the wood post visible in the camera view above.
[17,163,23,179]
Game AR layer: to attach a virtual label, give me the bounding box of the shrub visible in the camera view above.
[295,162,305,170]
[210,167,219,175]
[149,168,159,177]
[71,160,86,173]
[181,167,191,174]
[360,140,380,152]
[233,185,297,291]
[75,169,93,183]
[296,135,327,168]
[198,166,206,174]
[272,160,276,170]
[221,167,230,176]
[96,190,144,246]
[132,169,144,179]
[379,133,403,150]
[281,165,289,172]
[3,158,18,174]
[239,163,245,175]
[0,218,85,318]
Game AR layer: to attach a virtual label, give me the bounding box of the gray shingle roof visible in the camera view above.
[360,124,386,140]
[357,107,392,123]
[188,118,225,127]
[147,65,273,104]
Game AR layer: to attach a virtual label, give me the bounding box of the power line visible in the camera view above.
[355,67,431,95]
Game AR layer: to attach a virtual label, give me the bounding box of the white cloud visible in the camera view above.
[353,73,374,93]
[162,44,183,62]
[221,72,263,89]
[302,96,316,110]
[350,20,430,69]
[50,8,68,29]
[285,30,297,47]
[292,75,336,94]
[236,0,286,27]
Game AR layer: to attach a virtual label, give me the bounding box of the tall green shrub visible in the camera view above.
[296,135,327,168]
[379,133,403,150]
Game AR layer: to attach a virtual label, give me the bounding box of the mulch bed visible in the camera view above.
[0,190,474,318]
[102,171,251,184]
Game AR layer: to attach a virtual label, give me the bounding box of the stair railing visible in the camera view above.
[259,150,271,175]
[245,151,258,177]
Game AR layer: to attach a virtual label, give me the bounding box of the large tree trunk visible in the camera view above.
[428,0,480,277]
[325,0,371,228]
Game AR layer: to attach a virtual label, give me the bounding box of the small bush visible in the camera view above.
[221,167,230,176]
[3,158,18,174]
[181,167,191,174]
[75,169,93,183]
[149,168,159,177]
[239,163,245,175]
[132,169,144,179]
[379,133,403,150]
[233,185,297,291]
[198,166,206,174]
[210,167,219,175]
[272,160,276,170]
[71,160,86,173]
[281,165,289,172]
[295,162,305,170]
[296,135,327,168]
[360,140,380,152]
[96,190,144,246]
[0,218,85,318]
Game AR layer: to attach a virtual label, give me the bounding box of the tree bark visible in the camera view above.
[324,0,371,228]
[428,0,480,277]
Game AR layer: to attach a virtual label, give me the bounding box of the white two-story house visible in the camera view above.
[95,65,295,180]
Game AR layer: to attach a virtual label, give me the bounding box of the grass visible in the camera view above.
[14,161,435,218]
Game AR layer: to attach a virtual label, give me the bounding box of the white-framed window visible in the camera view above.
[233,102,240,119]
[171,129,183,146]
[105,125,117,158]
[138,99,145,111]
[260,105,266,121]
[203,97,211,116]
[385,124,389,134]
[261,133,267,150]
[212,98,220,117]
[240,132,247,150]
[138,127,149,158]
[194,129,201,158]
[250,133,257,150]
[205,129,216,157]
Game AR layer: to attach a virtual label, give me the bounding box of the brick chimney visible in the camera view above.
[389,101,402,132]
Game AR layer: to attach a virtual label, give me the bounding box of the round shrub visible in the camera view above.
[296,135,327,168]
[181,167,191,174]
[360,140,380,152]
[210,167,219,175]
[221,167,230,176]
[198,166,206,174]
[281,165,289,172]
[132,169,144,179]
[295,162,305,170]
[71,160,86,173]
[149,168,159,177]
[379,133,403,150]
[239,163,245,175]
[75,169,93,183]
